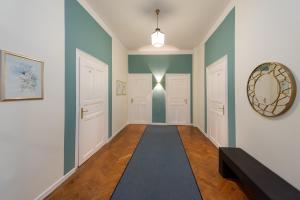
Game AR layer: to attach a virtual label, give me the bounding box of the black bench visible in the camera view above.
[219,147,300,200]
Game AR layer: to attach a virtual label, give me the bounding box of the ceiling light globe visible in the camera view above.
[151,30,165,48]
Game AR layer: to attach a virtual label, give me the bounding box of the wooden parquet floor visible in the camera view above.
[177,126,248,200]
[46,125,248,200]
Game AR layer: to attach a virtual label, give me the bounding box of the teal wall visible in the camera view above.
[205,9,235,146]
[65,0,112,174]
[128,55,193,123]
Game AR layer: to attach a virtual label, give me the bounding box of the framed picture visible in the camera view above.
[0,50,44,101]
[116,80,126,96]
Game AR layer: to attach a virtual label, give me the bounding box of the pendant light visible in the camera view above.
[151,9,165,48]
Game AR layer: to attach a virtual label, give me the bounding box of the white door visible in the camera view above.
[206,56,228,147]
[166,74,191,124]
[77,50,108,166]
[128,74,152,124]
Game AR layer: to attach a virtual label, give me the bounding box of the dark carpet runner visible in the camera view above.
[110,125,202,200]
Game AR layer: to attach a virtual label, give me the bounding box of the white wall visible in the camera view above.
[112,38,128,136]
[0,1,65,200]
[235,0,300,189]
[193,44,205,132]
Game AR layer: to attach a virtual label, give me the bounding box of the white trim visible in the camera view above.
[198,0,234,46]
[77,0,113,38]
[78,0,234,53]
[129,123,193,126]
[77,0,194,54]
[168,123,193,126]
[34,168,76,200]
[191,125,223,148]
[206,133,219,148]
[150,123,167,126]
[107,122,129,143]
[129,123,193,125]
[193,125,221,148]
[206,55,228,148]
[193,125,207,135]
[75,48,109,168]
[113,122,128,137]
[128,50,193,55]
[128,123,152,125]
[77,0,127,52]
[75,49,80,169]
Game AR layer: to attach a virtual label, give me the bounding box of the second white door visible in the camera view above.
[128,74,152,124]
[166,74,191,124]
[206,56,228,147]
[77,50,108,166]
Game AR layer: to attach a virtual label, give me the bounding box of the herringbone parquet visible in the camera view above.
[178,125,248,200]
[46,125,248,200]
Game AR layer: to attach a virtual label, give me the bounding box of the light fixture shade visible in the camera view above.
[151,29,165,48]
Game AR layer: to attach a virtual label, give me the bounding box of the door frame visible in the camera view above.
[165,73,191,125]
[75,48,109,168]
[127,73,152,124]
[206,55,228,148]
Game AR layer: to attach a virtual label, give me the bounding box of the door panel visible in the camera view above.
[207,56,228,147]
[128,74,152,124]
[78,52,108,166]
[166,74,190,124]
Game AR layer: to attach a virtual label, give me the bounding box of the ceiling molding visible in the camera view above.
[77,0,127,50]
[78,0,233,53]
[77,0,113,36]
[86,0,230,51]
[128,50,193,55]
[199,0,235,46]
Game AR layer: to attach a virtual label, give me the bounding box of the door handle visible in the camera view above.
[131,98,133,104]
[217,105,224,115]
[81,108,88,119]
[184,99,187,104]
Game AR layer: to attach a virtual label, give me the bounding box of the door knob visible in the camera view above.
[217,105,224,115]
[81,108,88,119]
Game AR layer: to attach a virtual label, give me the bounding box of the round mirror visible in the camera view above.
[247,62,297,117]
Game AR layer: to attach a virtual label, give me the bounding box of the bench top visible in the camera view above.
[220,147,300,199]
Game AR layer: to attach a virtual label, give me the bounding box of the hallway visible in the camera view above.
[1,1,300,199]
[46,125,247,200]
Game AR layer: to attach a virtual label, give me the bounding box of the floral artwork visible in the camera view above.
[13,63,38,92]
[0,51,44,100]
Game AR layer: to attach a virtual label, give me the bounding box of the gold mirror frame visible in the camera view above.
[247,62,297,117]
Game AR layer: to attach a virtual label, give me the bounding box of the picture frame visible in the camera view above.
[0,50,44,101]
[116,80,126,96]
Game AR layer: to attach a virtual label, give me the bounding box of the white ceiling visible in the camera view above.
[86,0,230,51]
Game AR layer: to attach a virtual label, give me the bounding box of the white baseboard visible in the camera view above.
[33,123,206,200]
[193,124,207,135]
[150,123,194,126]
[150,123,167,125]
[169,123,193,126]
[204,132,219,148]
[193,125,219,148]
[107,122,129,143]
[35,123,129,200]
[34,168,76,200]
[128,122,168,125]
